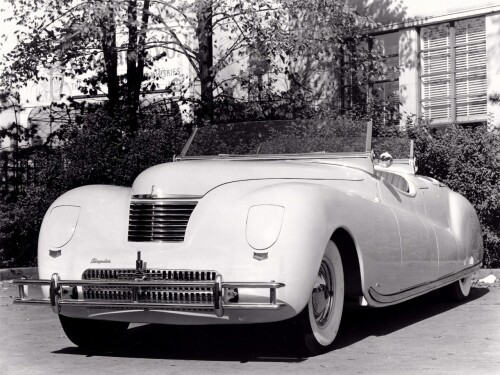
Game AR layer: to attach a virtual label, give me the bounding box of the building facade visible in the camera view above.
[351,0,500,128]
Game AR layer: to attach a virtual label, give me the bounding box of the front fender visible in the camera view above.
[38,185,132,282]
[188,178,387,313]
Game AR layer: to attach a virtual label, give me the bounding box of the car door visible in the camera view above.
[376,171,438,291]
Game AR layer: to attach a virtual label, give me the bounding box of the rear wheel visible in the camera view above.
[59,315,129,350]
[295,240,344,356]
[443,275,472,302]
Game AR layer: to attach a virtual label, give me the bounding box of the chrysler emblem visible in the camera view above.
[151,185,160,198]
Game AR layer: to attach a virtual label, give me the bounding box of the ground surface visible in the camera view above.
[1,281,499,375]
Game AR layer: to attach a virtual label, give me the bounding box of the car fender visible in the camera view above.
[38,185,132,283]
[194,178,400,312]
[447,189,483,266]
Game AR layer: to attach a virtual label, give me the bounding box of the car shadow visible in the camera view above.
[52,287,488,362]
[333,287,489,350]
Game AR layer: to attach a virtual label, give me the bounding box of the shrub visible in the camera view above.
[0,105,190,267]
[409,123,500,268]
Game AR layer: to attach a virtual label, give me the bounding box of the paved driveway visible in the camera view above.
[1,281,499,375]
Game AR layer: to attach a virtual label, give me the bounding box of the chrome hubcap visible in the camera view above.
[311,260,334,327]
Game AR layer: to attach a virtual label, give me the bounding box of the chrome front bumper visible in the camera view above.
[13,273,286,318]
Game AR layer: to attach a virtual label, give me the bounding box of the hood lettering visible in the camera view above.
[91,258,111,264]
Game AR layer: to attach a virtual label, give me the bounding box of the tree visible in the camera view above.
[0,0,282,126]
[216,0,396,123]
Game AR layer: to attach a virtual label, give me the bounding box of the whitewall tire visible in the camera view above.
[443,275,472,302]
[296,240,344,355]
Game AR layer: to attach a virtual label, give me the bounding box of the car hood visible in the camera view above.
[131,158,372,197]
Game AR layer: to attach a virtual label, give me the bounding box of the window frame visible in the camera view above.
[418,17,487,126]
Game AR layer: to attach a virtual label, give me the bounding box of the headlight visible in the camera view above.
[46,205,81,248]
[246,205,284,250]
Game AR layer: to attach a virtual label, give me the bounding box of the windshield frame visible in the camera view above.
[177,120,374,161]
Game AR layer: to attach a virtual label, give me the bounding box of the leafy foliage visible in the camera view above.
[372,119,500,268]
[2,0,398,125]
[408,123,500,268]
[1,0,285,124]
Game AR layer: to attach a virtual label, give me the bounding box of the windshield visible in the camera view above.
[184,119,368,157]
[371,137,412,160]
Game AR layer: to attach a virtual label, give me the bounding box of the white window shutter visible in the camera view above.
[421,17,486,124]
[455,17,487,121]
[421,23,451,122]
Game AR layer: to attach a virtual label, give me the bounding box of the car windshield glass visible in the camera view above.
[371,137,412,160]
[184,119,368,157]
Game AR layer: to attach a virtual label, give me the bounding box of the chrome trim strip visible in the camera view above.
[50,273,60,313]
[13,299,51,305]
[180,151,372,161]
[131,195,203,200]
[12,299,286,310]
[214,274,223,317]
[12,280,285,289]
[365,120,372,152]
[369,262,481,304]
[180,126,199,158]
[56,301,286,310]
[223,282,285,289]
[13,279,51,285]
[15,280,216,288]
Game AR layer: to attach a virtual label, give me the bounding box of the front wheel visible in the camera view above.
[59,315,129,350]
[295,240,344,356]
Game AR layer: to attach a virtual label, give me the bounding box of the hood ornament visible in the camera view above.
[135,251,147,278]
[151,185,160,198]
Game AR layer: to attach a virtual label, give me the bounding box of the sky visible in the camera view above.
[0,1,16,65]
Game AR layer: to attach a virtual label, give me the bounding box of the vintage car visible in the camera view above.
[14,120,483,355]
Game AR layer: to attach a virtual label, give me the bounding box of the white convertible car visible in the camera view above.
[14,120,483,355]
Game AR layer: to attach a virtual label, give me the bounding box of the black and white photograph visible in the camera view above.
[0,0,499,373]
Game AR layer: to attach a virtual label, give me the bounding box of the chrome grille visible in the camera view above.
[82,269,217,281]
[128,199,197,242]
[82,268,216,305]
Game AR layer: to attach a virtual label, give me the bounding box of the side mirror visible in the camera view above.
[379,152,393,168]
[410,157,418,174]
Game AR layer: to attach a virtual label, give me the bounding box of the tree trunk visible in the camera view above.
[101,7,119,112]
[124,0,151,132]
[197,0,214,125]
[133,0,150,108]
[126,0,139,131]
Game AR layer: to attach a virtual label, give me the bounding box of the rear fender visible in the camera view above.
[447,190,483,266]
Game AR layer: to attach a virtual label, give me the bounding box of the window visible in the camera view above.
[420,17,487,124]
[340,32,401,116]
[373,32,401,104]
